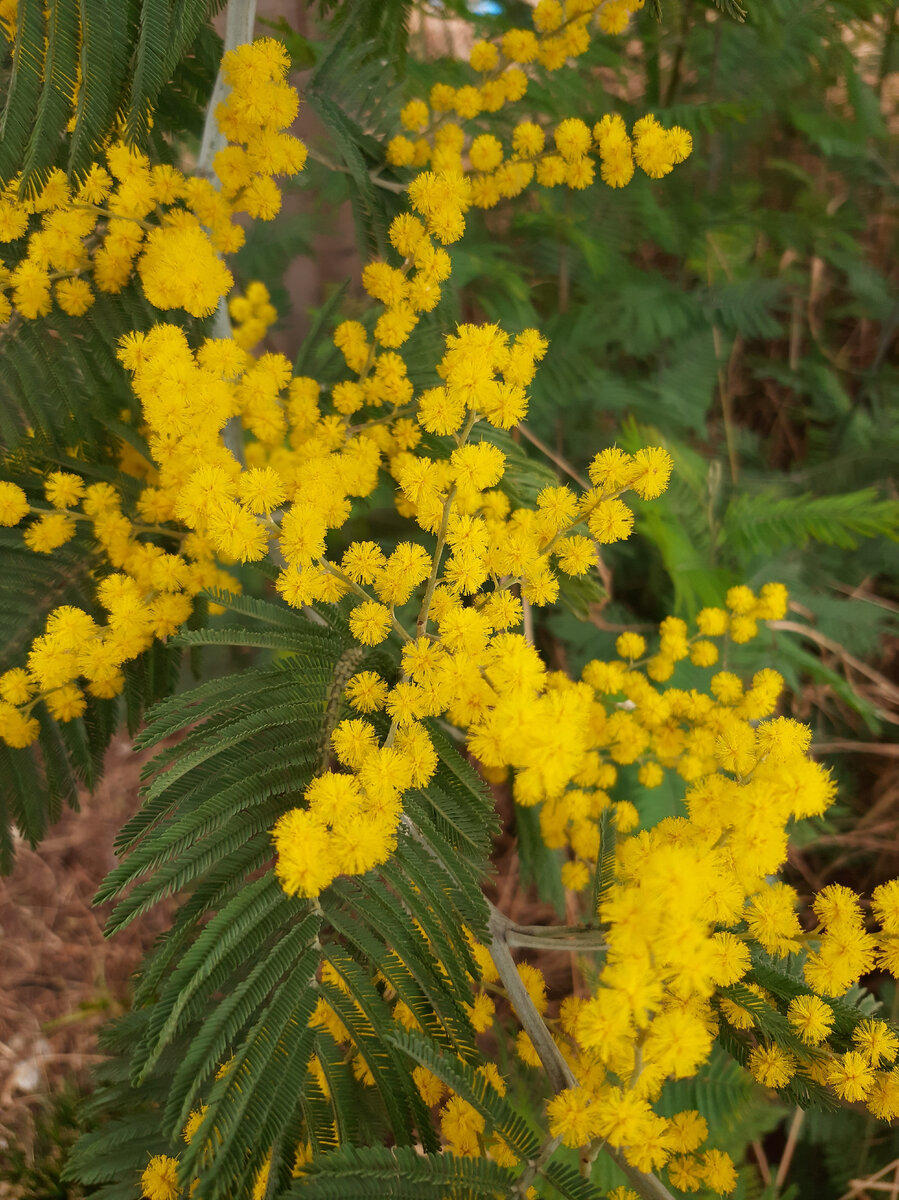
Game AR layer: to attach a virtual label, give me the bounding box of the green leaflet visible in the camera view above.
[321,948,437,1150]
[73,600,504,1196]
[722,487,899,554]
[389,1027,542,1161]
[163,912,319,1132]
[132,875,301,1081]
[1,0,215,189]
[68,0,130,177]
[179,941,322,1194]
[0,0,46,185]
[20,0,80,189]
[289,1145,515,1200]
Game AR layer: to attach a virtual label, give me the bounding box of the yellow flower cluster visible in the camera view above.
[385,0,692,203]
[0,38,305,324]
[0,456,236,748]
[413,610,899,1186]
[228,279,279,351]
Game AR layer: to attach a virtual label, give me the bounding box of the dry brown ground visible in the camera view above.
[0,737,173,1166]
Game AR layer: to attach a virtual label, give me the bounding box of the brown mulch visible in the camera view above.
[0,736,172,1158]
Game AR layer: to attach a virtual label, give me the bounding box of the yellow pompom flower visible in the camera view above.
[465,991,496,1032]
[400,99,429,132]
[638,762,664,789]
[853,1018,899,1067]
[450,442,505,491]
[237,466,287,514]
[873,879,899,935]
[555,535,595,576]
[616,632,646,661]
[587,498,634,544]
[725,584,756,614]
[714,718,756,777]
[690,639,719,667]
[561,859,590,891]
[756,581,789,619]
[45,683,87,722]
[0,702,40,748]
[701,1148,738,1195]
[469,134,503,173]
[182,1105,208,1144]
[828,1050,876,1101]
[787,994,834,1045]
[630,447,673,499]
[0,482,29,526]
[348,601,392,646]
[55,277,95,315]
[0,669,34,705]
[697,606,728,636]
[272,808,335,897]
[44,472,86,510]
[140,1154,181,1200]
[554,117,592,162]
[23,512,76,553]
[546,1088,598,1148]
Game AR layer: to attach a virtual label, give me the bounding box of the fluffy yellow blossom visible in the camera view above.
[787,995,834,1045]
[0,482,29,526]
[749,1043,796,1089]
[828,1050,876,1102]
[140,1155,180,1200]
[546,1088,598,1147]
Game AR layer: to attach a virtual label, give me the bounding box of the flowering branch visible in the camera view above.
[197,0,258,467]
[487,907,677,1200]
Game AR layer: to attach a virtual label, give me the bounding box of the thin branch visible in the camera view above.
[770,619,899,704]
[197,0,258,466]
[517,422,588,489]
[417,484,457,637]
[399,826,670,1200]
[812,742,899,758]
[198,0,257,176]
[488,907,576,1094]
[504,930,607,951]
[305,146,408,194]
[521,592,534,645]
[774,1108,804,1194]
[487,908,676,1200]
[493,913,606,952]
[512,1134,562,1199]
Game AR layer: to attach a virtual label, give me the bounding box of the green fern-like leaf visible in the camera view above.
[71,605,506,1197]
[0,0,47,185]
[722,487,899,554]
[1,0,216,189]
[289,1144,515,1200]
[68,0,131,177]
[389,1027,542,1160]
[20,0,79,189]
[179,940,322,1195]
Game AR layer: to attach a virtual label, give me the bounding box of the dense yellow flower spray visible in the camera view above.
[0,40,303,323]
[2,4,898,1200]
